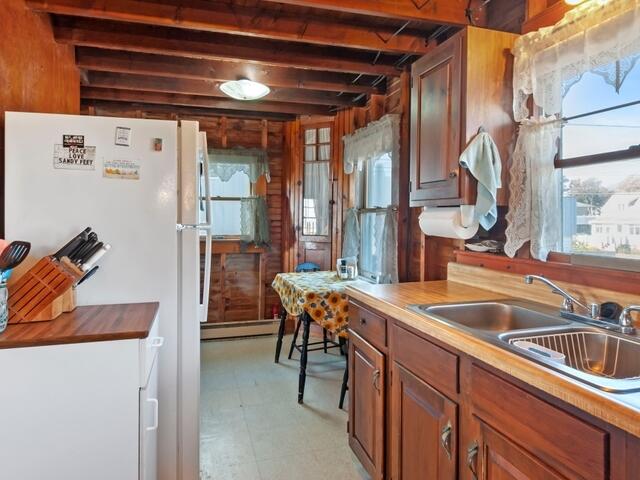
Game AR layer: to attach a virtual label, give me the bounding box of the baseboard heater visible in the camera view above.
[200,319,279,340]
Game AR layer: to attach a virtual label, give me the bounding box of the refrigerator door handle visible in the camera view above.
[199,133,213,324]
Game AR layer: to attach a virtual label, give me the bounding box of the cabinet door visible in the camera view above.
[410,34,462,205]
[349,331,385,480]
[470,420,568,480]
[391,362,457,480]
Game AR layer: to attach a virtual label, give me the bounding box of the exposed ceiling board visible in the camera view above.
[53,17,402,76]
[27,0,433,54]
[81,86,336,115]
[81,99,296,121]
[75,48,385,95]
[256,0,486,25]
[82,71,365,107]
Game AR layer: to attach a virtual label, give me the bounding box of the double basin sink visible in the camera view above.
[410,300,640,393]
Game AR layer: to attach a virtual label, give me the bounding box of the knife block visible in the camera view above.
[7,256,81,324]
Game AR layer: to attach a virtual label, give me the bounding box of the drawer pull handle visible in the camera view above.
[146,398,159,432]
[372,369,381,393]
[467,441,479,480]
[440,422,452,459]
[150,336,164,348]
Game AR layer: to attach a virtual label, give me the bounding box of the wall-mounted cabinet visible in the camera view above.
[410,27,517,207]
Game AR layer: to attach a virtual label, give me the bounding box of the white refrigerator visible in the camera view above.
[4,112,211,480]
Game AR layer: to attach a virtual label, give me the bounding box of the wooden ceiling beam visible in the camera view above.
[81,87,335,116]
[54,18,401,76]
[258,0,485,26]
[27,0,429,54]
[82,71,364,107]
[81,99,295,121]
[76,49,385,95]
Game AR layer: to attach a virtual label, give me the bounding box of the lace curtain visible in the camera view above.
[304,162,330,236]
[240,197,270,246]
[513,0,640,121]
[343,114,400,174]
[342,114,399,283]
[506,0,640,260]
[209,147,270,183]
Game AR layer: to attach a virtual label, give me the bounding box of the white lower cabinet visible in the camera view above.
[0,327,163,480]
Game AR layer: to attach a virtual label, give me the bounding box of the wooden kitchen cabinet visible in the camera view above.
[410,27,517,207]
[348,330,386,480]
[390,362,457,480]
[347,299,638,480]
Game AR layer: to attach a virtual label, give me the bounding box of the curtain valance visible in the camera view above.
[343,114,400,174]
[513,0,640,122]
[208,147,270,183]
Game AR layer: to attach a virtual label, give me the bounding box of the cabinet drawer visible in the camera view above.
[390,324,458,399]
[470,365,607,480]
[350,303,386,350]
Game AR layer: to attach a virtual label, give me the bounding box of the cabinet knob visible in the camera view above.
[359,317,366,325]
[448,170,458,179]
[372,369,381,393]
[440,422,453,459]
[467,442,479,480]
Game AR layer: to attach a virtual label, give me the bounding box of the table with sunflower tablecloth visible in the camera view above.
[271,270,358,404]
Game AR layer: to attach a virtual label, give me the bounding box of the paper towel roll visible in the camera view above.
[418,207,479,240]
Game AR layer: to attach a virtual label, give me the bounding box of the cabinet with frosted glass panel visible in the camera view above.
[298,123,333,270]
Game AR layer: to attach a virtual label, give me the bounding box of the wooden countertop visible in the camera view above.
[346,281,640,437]
[0,302,159,349]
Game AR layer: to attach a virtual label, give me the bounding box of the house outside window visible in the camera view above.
[560,56,640,260]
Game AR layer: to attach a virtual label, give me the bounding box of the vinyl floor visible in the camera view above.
[200,334,370,480]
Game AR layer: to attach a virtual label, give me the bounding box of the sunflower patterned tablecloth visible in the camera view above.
[272,271,357,338]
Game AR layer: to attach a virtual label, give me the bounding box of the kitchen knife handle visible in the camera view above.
[76,265,99,286]
[77,242,103,266]
[81,244,111,272]
[54,227,91,260]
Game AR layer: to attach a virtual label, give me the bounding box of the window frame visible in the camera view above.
[356,151,398,283]
[300,122,333,241]
[554,62,640,268]
[204,170,255,240]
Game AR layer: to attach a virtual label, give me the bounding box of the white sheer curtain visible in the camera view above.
[342,114,399,283]
[506,0,640,260]
[303,162,330,236]
[240,197,270,246]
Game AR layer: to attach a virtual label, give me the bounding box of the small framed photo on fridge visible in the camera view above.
[115,127,132,146]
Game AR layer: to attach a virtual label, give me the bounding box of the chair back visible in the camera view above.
[295,262,320,273]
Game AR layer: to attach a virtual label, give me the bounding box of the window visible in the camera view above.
[560,56,640,260]
[208,171,251,237]
[302,126,331,236]
[358,152,394,281]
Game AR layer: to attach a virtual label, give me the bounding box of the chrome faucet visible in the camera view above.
[619,306,640,334]
[524,275,600,319]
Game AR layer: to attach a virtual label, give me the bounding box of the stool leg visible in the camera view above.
[339,337,349,409]
[298,313,311,404]
[274,307,287,364]
[322,328,328,354]
[288,317,301,360]
[339,363,349,410]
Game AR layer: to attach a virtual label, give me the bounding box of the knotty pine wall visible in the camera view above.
[0,0,80,234]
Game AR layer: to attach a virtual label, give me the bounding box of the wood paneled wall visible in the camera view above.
[0,0,80,234]
[200,117,285,323]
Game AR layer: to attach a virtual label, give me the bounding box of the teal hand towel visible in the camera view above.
[459,132,502,230]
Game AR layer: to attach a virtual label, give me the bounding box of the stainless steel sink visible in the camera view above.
[409,299,640,393]
[412,300,571,332]
[501,327,640,392]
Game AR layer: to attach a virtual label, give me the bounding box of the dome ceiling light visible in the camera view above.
[219,79,271,101]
